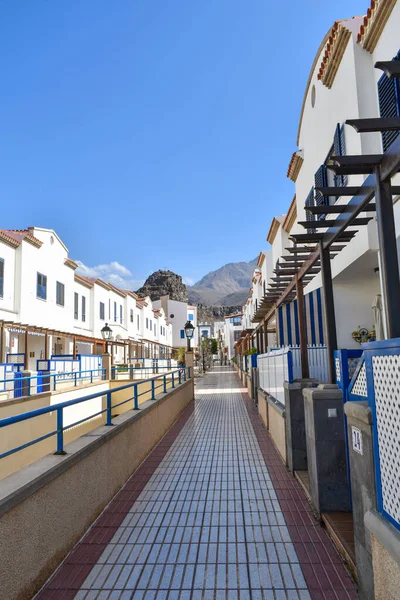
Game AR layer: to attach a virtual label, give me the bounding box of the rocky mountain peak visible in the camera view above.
[136,270,188,303]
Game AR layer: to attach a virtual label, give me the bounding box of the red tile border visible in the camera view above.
[35,400,195,598]
[241,387,359,600]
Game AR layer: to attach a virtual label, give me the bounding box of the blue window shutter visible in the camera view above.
[314,165,328,206]
[333,123,348,188]
[305,187,315,233]
[180,330,185,339]
[378,54,400,151]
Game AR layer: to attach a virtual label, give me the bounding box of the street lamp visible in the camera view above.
[184,320,195,351]
[101,323,113,353]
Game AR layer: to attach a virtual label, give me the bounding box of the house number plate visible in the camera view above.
[352,426,363,455]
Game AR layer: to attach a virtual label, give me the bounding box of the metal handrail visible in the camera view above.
[0,367,191,458]
[0,368,107,396]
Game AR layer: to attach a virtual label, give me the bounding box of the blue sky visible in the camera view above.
[1,0,368,289]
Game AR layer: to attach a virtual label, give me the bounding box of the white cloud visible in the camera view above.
[76,260,144,291]
[183,276,195,286]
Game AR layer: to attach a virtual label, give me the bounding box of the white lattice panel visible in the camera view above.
[373,355,400,526]
[335,358,341,382]
[350,362,368,397]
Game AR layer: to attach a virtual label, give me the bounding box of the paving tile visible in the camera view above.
[35,368,359,600]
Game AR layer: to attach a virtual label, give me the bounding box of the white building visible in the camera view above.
[0,227,173,369]
[198,323,212,340]
[153,296,198,349]
[224,313,243,360]
[247,1,400,351]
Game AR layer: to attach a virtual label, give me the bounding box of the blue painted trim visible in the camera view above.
[293,300,300,346]
[361,337,400,350]
[287,350,294,383]
[278,306,284,346]
[347,353,366,401]
[309,292,316,345]
[286,304,292,346]
[316,288,324,344]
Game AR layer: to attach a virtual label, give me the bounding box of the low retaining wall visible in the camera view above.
[365,511,400,600]
[0,380,193,600]
[257,388,286,463]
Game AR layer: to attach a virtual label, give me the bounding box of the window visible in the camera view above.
[56,282,65,306]
[379,78,400,149]
[146,318,149,329]
[120,304,123,324]
[74,293,79,319]
[100,302,105,320]
[234,331,241,341]
[154,324,157,336]
[130,309,134,323]
[0,258,4,298]
[108,299,111,320]
[180,330,185,339]
[82,296,86,322]
[114,302,117,322]
[137,314,140,330]
[37,272,47,300]
[188,313,194,321]
[150,319,152,331]
[378,50,400,151]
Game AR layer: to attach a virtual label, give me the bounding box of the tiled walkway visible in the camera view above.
[37,367,358,600]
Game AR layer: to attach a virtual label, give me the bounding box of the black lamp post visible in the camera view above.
[201,332,207,373]
[184,320,195,351]
[101,323,113,353]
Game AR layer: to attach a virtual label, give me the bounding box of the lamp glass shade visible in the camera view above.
[101,323,113,341]
[184,320,195,339]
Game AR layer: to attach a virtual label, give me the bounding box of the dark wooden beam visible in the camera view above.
[374,170,400,338]
[314,186,374,196]
[319,242,338,384]
[375,60,400,78]
[346,117,400,133]
[280,255,336,262]
[328,165,375,175]
[298,217,372,229]
[279,261,320,268]
[330,154,383,166]
[290,232,356,243]
[307,203,376,214]
[285,245,345,253]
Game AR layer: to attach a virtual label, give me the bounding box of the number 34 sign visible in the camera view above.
[352,426,363,455]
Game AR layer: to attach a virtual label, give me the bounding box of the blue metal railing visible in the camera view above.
[0,367,191,459]
[111,365,182,379]
[0,368,106,398]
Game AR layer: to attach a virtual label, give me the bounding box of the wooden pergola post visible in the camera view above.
[295,275,309,379]
[319,242,338,383]
[73,336,77,360]
[44,333,48,360]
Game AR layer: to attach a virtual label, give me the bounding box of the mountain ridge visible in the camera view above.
[187,257,257,307]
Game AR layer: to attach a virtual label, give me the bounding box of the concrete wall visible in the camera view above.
[0,380,193,600]
[365,510,400,600]
[344,401,376,600]
[257,388,286,464]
